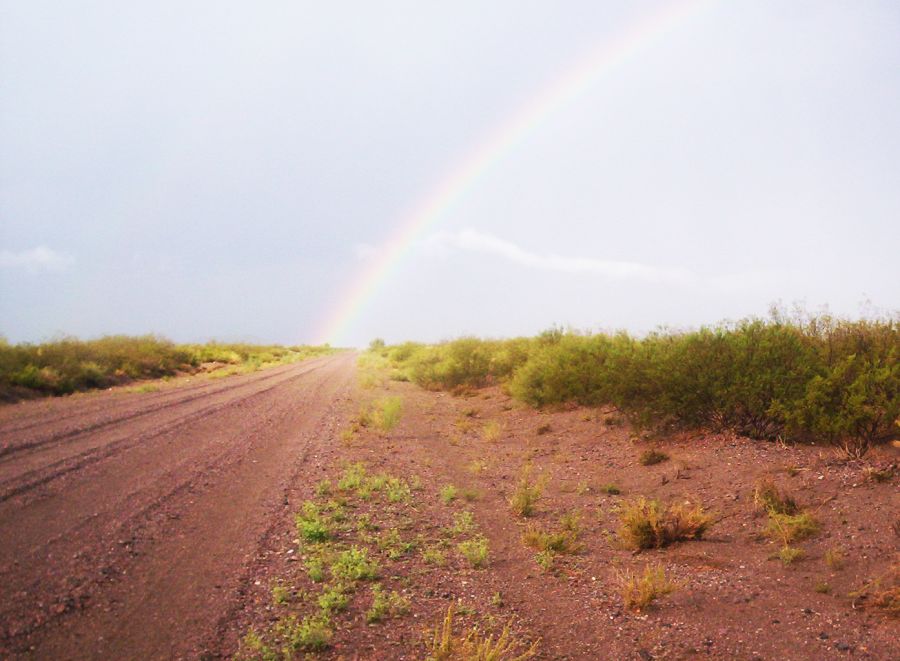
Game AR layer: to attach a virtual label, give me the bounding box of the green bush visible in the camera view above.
[0,336,334,399]
[382,312,898,453]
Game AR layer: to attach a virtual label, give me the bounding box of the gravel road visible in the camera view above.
[0,352,355,660]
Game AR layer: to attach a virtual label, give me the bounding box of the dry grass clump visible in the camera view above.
[617,498,712,549]
[616,564,678,611]
[427,606,539,661]
[521,512,583,555]
[850,563,900,617]
[753,479,799,515]
[508,467,544,518]
[764,511,818,545]
[638,449,669,466]
[482,420,502,442]
[824,547,845,570]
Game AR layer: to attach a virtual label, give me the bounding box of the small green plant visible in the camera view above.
[617,498,712,549]
[317,584,350,613]
[365,584,410,623]
[306,554,326,582]
[638,449,669,466]
[482,420,502,442]
[421,546,447,566]
[331,546,379,582]
[600,484,621,495]
[386,477,412,503]
[338,462,367,492]
[272,582,290,605]
[535,550,555,572]
[815,582,831,594]
[315,479,332,497]
[509,467,543,517]
[457,536,490,569]
[440,484,459,504]
[377,528,417,559]
[450,511,476,536]
[295,501,330,542]
[616,564,677,611]
[374,396,403,432]
[277,614,332,652]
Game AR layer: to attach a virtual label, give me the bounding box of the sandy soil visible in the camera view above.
[1,356,897,660]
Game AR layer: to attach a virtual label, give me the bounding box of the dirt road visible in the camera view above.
[0,353,356,660]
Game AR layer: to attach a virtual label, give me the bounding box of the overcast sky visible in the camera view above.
[1,1,898,347]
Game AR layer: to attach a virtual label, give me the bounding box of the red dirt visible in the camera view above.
[0,354,356,659]
[2,356,898,660]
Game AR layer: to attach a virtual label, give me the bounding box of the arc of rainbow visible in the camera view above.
[315,0,712,346]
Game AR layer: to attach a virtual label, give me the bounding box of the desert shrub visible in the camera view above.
[617,498,712,549]
[508,334,617,407]
[780,349,899,457]
[0,336,333,399]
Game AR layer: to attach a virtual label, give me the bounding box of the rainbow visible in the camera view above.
[315,0,712,346]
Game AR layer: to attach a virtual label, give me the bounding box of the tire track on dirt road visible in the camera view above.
[0,352,356,660]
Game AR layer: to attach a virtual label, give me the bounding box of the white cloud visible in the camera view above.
[426,229,696,285]
[0,246,74,273]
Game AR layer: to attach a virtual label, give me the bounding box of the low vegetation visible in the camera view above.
[370,311,898,456]
[616,498,712,549]
[427,606,539,661]
[616,563,678,611]
[0,335,335,400]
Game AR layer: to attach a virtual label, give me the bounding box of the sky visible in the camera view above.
[1,1,898,347]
